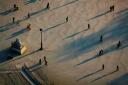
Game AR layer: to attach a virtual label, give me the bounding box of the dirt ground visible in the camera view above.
[0,0,128,85]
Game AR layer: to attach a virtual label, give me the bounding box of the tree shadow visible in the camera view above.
[7,28,29,39]
[0,48,19,63]
[63,28,90,40]
[76,68,103,81]
[43,21,66,32]
[91,70,118,83]
[89,10,110,20]
[108,73,128,85]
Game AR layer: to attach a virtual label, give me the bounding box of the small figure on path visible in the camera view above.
[99,49,103,56]
[26,24,31,30]
[88,24,90,29]
[13,4,17,9]
[12,17,15,23]
[46,2,50,9]
[110,5,114,12]
[44,56,48,66]
[13,4,19,11]
[66,16,68,22]
[27,12,30,18]
[39,59,42,65]
[117,41,121,48]
[116,65,119,71]
[102,64,104,70]
[100,35,103,42]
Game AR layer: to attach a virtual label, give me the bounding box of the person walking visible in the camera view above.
[116,65,119,71]
[13,4,19,11]
[88,24,90,29]
[44,56,48,66]
[12,17,15,23]
[26,24,31,30]
[100,35,103,42]
[99,49,103,56]
[66,16,68,22]
[117,41,121,48]
[39,59,42,65]
[46,2,50,9]
[102,64,104,70]
[110,5,114,12]
[27,12,30,18]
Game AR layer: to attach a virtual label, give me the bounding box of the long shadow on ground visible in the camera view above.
[56,9,128,62]
[7,28,29,40]
[0,49,40,66]
[91,70,118,83]
[64,28,90,40]
[24,0,38,5]
[43,21,66,32]
[0,7,47,32]
[77,68,103,81]
[0,8,17,16]
[0,48,19,63]
[75,38,128,67]
[89,10,110,20]
[0,23,19,32]
[51,0,79,11]
[108,73,128,85]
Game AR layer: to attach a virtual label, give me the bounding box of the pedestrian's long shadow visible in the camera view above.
[0,22,15,29]
[75,38,128,67]
[0,0,77,30]
[0,7,47,31]
[51,0,79,11]
[29,63,40,70]
[91,70,118,83]
[24,0,37,5]
[0,16,28,30]
[0,8,16,16]
[0,18,29,32]
[116,8,128,15]
[43,21,66,32]
[30,7,48,16]
[56,11,128,62]
[63,28,90,40]
[77,68,103,81]
[89,10,110,20]
[7,28,29,40]
[0,23,19,32]
[0,19,25,32]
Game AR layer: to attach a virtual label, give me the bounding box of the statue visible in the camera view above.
[11,38,27,55]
